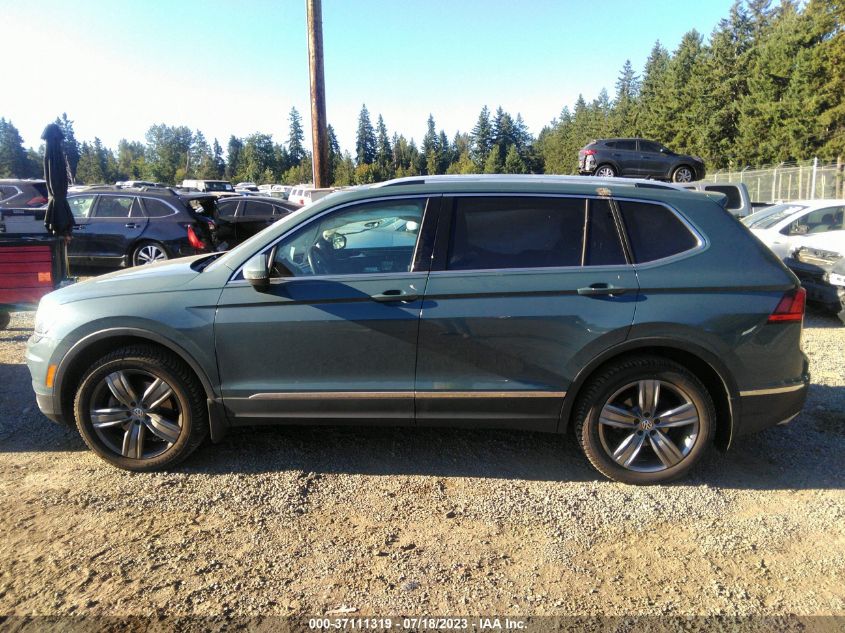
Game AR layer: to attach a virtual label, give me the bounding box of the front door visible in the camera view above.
[415,195,639,431]
[611,140,639,176]
[66,194,97,260]
[637,140,668,178]
[214,196,436,423]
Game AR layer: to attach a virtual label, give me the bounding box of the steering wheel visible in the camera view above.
[307,240,332,275]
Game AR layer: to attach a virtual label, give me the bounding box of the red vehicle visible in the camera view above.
[0,236,61,330]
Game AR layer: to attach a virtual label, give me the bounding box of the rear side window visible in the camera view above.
[704,185,741,210]
[95,196,137,218]
[142,198,177,217]
[616,140,636,151]
[0,185,17,201]
[243,201,274,217]
[447,196,625,270]
[618,201,699,263]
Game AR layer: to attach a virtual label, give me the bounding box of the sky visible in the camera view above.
[2,0,736,156]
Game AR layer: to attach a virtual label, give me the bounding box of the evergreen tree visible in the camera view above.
[116,139,146,180]
[611,60,640,136]
[287,107,306,166]
[637,41,671,139]
[470,106,493,167]
[355,104,376,165]
[503,145,527,174]
[55,113,80,182]
[375,115,392,180]
[225,135,243,180]
[144,124,192,184]
[483,146,501,174]
[212,138,225,178]
[239,133,277,183]
[0,118,35,178]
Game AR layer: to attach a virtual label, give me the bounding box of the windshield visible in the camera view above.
[204,181,234,192]
[742,204,807,229]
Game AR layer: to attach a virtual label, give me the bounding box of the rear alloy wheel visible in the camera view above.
[132,241,168,266]
[574,357,714,484]
[672,166,695,183]
[73,345,207,471]
[595,165,616,178]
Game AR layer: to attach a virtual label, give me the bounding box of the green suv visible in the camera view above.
[26,176,809,484]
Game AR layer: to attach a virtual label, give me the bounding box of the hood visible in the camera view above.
[49,255,206,305]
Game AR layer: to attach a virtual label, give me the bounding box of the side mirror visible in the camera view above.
[243,253,270,291]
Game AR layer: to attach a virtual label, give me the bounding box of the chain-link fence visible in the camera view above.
[706,158,845,203]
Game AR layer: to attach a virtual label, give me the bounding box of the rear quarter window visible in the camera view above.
[704,185,741,210]
[142,198,177,218]
[618,200,699,263]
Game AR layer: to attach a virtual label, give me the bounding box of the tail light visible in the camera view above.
[768,287,806,323]
[27,196,48,206]
[186,225,206,250]
[582,149,597,156]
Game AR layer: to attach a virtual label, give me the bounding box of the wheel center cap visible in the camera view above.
[133,407,144,417]
[640,419,654,431]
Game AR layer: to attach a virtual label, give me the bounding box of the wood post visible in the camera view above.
[307,0,329,188]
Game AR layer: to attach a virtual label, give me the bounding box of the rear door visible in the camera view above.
[415,194,638,431]
[85,194,147,261]
[237,199,278,242]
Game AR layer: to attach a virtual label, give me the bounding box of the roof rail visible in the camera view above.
[374,174,686,191]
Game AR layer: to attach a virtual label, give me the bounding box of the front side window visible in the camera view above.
[781,206,844,236]
[69,195,95,219]
[270,199,425,277]
[216,200,237,218]
[618,200,699,263]
[639,141,662,153]
[447,196,625,270]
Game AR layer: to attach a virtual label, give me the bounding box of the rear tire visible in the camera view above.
[132,241,168,266]
[594,164,616,178]
[573,356,714,484]
[73,345,208,471]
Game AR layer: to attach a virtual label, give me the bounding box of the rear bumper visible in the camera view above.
[734,375,809,438]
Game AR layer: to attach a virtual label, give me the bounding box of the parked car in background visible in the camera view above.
[785,235,845,323]
[234,182,260,193]
[258,184,292,199]
[66,188,217,267]
[180,179,235,194]
[213,195,297,247]
[741,199,845,259]
[287,184,314,206]
[681,182,753,217]
[578,139,705,183]
[0,179,49,208]
[28,175,808,484]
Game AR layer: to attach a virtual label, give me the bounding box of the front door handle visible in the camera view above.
[577,283,630,296]
[125,223,140,229]
[371,289,419,302]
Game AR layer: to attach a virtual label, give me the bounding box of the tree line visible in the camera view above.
[1,1,842,186]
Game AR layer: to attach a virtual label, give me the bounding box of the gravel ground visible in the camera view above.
[0,306,843,629]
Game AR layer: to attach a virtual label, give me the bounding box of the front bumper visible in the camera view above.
[26,333,67,425]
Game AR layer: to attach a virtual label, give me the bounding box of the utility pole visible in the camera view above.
[307,0,329,188]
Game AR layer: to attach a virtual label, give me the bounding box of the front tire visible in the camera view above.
[73,345,208,471]
[574,356,714,484]
[671,165,695,183]
[132,241,169,266]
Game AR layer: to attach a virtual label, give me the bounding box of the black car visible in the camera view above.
[66,189,217,267]
[0,179,49,208]
[213,195,297,247]
[786,245,845,323]
[578,138,705,183]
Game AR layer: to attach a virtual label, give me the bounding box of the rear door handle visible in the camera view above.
[125,223,140,229]
[371,289,419,302]
[577,283,631,296]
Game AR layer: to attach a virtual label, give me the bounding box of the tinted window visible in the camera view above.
[616,140,637,151]
[604,141,617,149]
[271,199,425,277]
[0,185,16,201]
[704,185,741,210]
[95,196,136,218]
[639,141,662,153]
[448,197,585,270]
[69,195,95,219]
[243,201,274,217]
[217,200,237,218]
[142,198,176,218]
[586,199,626,265]
[618,200,698,263]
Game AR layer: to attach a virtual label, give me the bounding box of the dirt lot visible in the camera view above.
[0,306,843,629]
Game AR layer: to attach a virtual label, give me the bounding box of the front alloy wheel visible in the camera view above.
[575,357,714,484]
[74,345,207,470]
[672,166,694,183]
